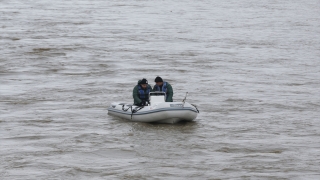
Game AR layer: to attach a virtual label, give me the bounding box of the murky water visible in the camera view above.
[1,0,320,179]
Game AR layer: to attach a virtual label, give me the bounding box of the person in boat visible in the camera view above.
[133,78,152,106]
[152,76,173,102]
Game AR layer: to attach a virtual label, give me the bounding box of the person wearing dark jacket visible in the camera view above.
[133,78,152,106]
[152,76,173,102]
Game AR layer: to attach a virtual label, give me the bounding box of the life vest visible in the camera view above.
[155,82,167,93]
[138,85,150,100]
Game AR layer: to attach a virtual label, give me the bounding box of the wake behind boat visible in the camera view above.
[108,92,199,123]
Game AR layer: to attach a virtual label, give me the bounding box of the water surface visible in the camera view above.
[1,0,320,179]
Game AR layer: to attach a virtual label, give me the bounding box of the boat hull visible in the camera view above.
[107,102,198,123]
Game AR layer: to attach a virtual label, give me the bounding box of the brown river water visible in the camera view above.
[1,0,320,179]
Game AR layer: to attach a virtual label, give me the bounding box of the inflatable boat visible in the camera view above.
[107,92,199,123]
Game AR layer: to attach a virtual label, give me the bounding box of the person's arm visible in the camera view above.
[152,85,156,92]
[147,85,152,102]
[133,86,142,105]
[148,85,153,91]
[166,83,173,102]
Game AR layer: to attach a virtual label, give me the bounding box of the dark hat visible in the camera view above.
[155,76,163,82]
[139,78,148,84]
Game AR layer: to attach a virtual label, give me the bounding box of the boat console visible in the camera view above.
[149,91,166,105]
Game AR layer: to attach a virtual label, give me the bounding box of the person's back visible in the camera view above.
[152,76,173,102]
[133,78,152,106]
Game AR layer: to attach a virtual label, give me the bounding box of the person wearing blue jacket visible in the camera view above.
[152,76,173,102]
[132,78,152,106]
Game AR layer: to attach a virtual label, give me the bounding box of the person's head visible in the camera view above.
[139,78,148,89]
[155,76,163,86]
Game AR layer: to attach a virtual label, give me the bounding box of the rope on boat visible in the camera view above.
[131,106,144,119]
[121,104,130,112]
[191,104,199,113]
[118,103,145,119]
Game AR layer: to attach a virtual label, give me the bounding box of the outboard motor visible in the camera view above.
[149,91,166,105]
